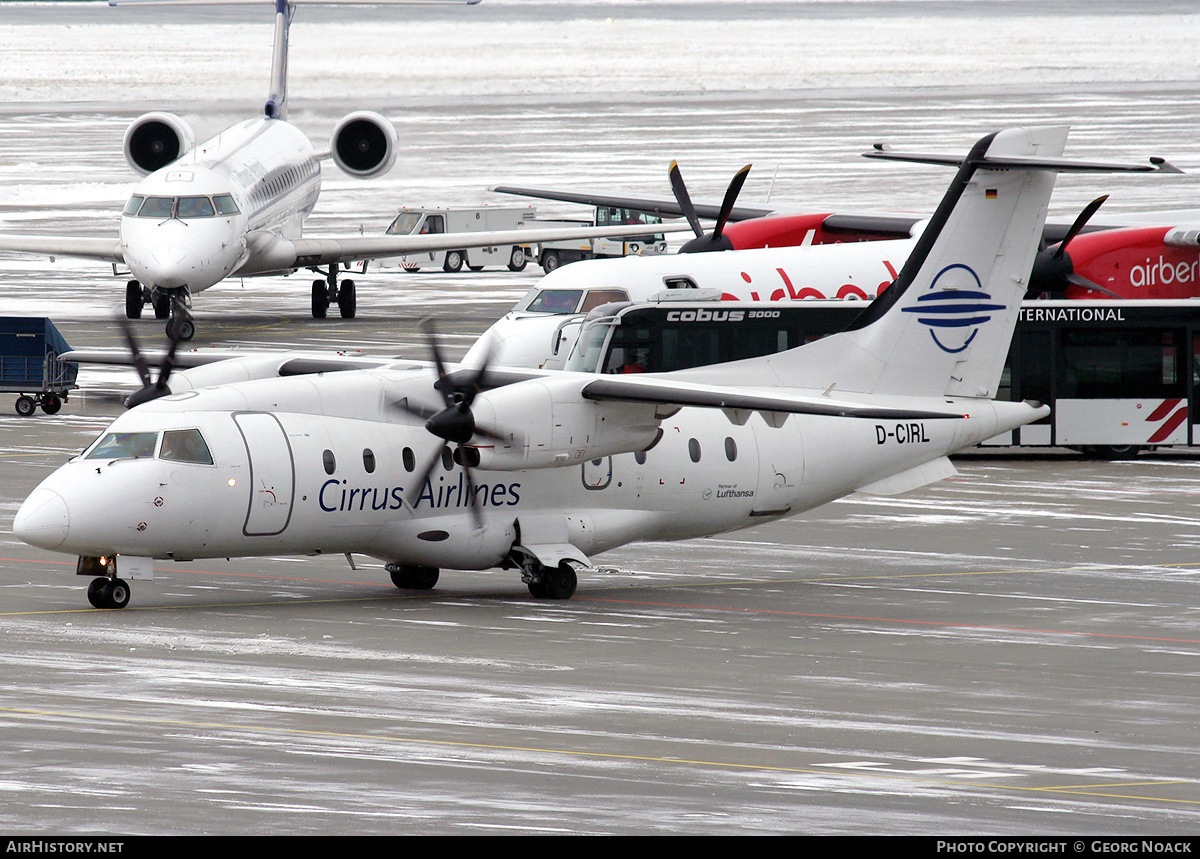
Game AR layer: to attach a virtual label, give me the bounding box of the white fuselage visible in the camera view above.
[120,118,322,294]
[467,236,920,368]
[13,365,1030,570]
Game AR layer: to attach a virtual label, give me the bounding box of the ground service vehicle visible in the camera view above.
[534,206,668,271]
[0,317,76,416]
[382,206,537,272]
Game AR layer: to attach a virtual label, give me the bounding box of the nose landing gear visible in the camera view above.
[124,281,195,341]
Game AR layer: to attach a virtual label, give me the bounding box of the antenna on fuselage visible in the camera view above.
[264,0,294,120]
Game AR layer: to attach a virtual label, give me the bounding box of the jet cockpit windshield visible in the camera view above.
[123,194,240,219]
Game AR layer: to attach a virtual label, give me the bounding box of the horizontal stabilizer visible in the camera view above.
[855,456,958,495]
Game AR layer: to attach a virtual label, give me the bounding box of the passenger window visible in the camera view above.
[688,438,701,463]
[159,429,214,465]
[323,449,336,475]
[724,437,737,462]
[363,449,376,473]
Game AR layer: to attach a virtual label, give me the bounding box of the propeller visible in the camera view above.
[1027,195,1123,298]
[670,161,752,254]
[120,317,183,409]
[394,320,513,529]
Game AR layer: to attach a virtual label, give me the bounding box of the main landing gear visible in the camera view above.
[311,266,356,320]
[516,553,579,600]
[383,557,580,600]
[387,563,439,590]
[124,281,195,341]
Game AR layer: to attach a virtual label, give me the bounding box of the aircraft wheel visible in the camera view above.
[125,280,144,319]
[86,577,109,608]
[88,577,130,609]
[14,395,36,417]
[153,294,171,319]
[311,280,329,319]
[105,578,131,609]
[337,279,356,319]
[40,393,62,415]
[541,251,560,272]
[543,562,578,600]
[507,248,527,272]
[443,250,464,273]
[527,579,549,598]
[167,317,195,342]
[388,564,439,590]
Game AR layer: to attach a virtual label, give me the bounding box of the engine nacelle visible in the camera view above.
[123,112,195,177]
[330,111,398,178]
[468,379,663,471]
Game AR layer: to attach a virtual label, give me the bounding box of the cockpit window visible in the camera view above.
[127,195,239,219]
[136,196,174,219]
[176,196,216,218]
[85,432,158,460]
[526,289,584,314]
[159,428,214,465]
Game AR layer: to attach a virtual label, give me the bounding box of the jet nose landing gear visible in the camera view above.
[78,556,132,609]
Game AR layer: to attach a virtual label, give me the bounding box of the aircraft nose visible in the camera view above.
[13,488,70,550]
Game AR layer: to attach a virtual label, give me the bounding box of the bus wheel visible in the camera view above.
[1088,445,1142,460]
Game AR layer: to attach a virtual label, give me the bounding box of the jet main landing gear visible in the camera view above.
[311,267,356,319]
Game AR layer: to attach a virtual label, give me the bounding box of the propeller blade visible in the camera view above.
[118,318,153,389]
[668,161,705,239]
[712,164,752,241]
[1065,272,1124,299]
[1054,194,1108,259]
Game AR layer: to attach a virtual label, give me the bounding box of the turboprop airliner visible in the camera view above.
[0,0,686,342]
[15,126,1135,609]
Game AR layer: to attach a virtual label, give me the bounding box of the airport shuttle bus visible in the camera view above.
[562,299,1200,458]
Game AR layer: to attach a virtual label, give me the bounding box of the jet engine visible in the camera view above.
[123,112,195,176]
[330,111,398,178]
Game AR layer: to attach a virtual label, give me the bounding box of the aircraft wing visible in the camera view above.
[274,221,695,272]
[0,234,124,264]
[489,184,775,222]
[580,376,965,421]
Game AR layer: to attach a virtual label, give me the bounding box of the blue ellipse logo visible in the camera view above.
[901,263,1006,353]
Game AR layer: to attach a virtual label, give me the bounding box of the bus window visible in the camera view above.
[1059,328,1185,399]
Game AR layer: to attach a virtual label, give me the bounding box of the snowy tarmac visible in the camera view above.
[1,0,1200,836]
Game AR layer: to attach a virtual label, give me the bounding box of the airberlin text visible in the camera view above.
[319,475,521,513]
[876,422,930,444]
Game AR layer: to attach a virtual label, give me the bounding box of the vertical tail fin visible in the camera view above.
[788,126,1067,398]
